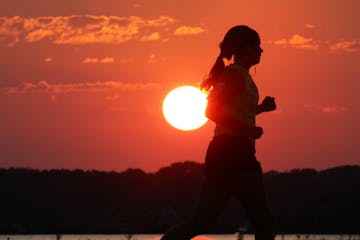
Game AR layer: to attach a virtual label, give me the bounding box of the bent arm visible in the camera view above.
[257,96,276,115]
[256,104,266,115]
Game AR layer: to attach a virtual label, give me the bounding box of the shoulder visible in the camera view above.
[224,64,246,79]
[223,65,246,91]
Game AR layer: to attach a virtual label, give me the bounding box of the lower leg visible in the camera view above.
[255,231,275,240]
[236,173,275,240]
[254,221,274,240]
[160,218,213,240]
[161,175,230,240]
[251,208,275,240]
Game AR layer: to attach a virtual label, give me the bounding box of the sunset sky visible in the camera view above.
[1,0,359,172]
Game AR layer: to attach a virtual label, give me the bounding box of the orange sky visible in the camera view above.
[1,0,359,172]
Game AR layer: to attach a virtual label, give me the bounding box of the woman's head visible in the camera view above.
[201,25,262,90]
[220,25,261,60]
[221,25,262,66]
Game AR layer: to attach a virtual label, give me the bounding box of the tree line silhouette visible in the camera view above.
[0,162,359,234]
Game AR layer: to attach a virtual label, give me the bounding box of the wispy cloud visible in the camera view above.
[118,57,134,63]
[330,40,360,52]
[3,80,160,94]
[322,106,349,113]
[274,34,319,50]
[174,26,205,36]
[0,15,175,46]
[44,57,53,63]
[82,57,114,63]
[304,104,349,113]
[147,54,156,64]
[25,29,54,42]
[133,2,142,8]
[140,32,160,41]
[272,33,360,53]
[305,24,316,29]
[105,94,121,101]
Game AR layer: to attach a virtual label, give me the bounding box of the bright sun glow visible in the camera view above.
[162,86,208,131]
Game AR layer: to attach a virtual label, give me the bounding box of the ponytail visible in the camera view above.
[200,54,225,91]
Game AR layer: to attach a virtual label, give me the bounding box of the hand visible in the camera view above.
[260,96,276,112]
[251,126,263,139]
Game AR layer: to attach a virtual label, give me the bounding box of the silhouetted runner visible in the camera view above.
[161,25,277,240]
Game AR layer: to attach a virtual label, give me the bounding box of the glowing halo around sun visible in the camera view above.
[162,86,208,131]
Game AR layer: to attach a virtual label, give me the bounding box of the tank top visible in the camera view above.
[214,64,259,137]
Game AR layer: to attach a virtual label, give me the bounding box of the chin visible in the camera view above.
[253,59,260,65]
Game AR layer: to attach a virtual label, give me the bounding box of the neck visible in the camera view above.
[234,58,252,72]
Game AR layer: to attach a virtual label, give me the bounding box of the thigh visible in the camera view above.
[204,136,257,177]
[192,176,232,222]
[236,173,268,211]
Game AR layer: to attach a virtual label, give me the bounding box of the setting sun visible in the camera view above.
[162,86,208,131]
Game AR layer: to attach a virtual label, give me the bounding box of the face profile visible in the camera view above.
[235,40,263,67]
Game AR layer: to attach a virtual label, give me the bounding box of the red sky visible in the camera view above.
[1,0,359,172]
